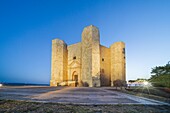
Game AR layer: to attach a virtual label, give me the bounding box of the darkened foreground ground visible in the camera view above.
[0,100,169,113]
[1,86,168,105]
[116,86,170,103]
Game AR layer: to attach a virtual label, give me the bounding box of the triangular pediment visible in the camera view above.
[68,61,81,68]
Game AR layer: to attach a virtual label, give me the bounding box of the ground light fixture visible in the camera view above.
[143,81,149,85]
[0,84,3,87]
[143,81,152,87]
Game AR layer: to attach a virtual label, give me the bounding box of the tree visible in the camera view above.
[149,61,170,88]
[151,62,170,79]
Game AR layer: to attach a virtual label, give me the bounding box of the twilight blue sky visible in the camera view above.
[0,0,170,84]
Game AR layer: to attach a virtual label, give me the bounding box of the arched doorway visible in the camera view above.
[72,71,78,87]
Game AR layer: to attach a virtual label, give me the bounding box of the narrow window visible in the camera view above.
[73,56,76,60]
[123,48,125,54]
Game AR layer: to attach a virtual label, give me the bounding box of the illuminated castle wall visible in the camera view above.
[50,25,126,87]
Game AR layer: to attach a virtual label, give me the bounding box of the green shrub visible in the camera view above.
[150,74,170,88]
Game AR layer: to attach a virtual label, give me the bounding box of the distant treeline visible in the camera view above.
[128,62,170,88]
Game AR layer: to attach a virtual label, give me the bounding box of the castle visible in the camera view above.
[50,25,126,87]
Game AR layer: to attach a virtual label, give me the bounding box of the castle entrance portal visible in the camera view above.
[72,71,78,87]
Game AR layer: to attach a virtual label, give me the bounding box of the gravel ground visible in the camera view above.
[0,86,169,105]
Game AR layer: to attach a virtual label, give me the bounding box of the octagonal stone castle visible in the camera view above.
[50,25,126,87]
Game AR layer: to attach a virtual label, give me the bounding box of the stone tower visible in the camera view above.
[81,25,101,87]
[50,25,126,87]
[50,39,68,86]
[110,42,126,86]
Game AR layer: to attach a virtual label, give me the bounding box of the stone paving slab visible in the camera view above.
[0,86,169,105]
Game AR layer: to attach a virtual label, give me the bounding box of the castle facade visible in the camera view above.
[50,25,126,87]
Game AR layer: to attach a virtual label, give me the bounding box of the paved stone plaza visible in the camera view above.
[0,86,169,105]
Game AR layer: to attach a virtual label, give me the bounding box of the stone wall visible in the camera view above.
[100,45,111,86]
[50,39,68,86]
[91,26,100,87]
[67,42,82,84]
[110,42,126,86]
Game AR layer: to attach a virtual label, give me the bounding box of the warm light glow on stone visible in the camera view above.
[50,25,126,87]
